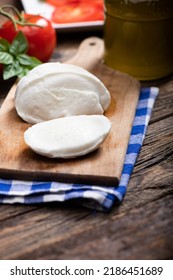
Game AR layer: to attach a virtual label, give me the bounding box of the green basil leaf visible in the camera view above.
[26,56,42,68]
[17,66,30,78]
[0,52,14,64]
[17,54,41,66]
[9,31,28,55]
[1,31,42,80]
[0,39,10,52]
[17,58,41,78]
[3,60,22,80]
[17,54,32,65]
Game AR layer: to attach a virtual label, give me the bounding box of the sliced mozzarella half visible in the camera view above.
[15,62,111,124]
[24,115,111,158]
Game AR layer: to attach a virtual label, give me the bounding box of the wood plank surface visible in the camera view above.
[0,0,172,261]
[0,37,140,186]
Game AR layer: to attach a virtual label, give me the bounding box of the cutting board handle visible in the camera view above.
[66,37,104,71]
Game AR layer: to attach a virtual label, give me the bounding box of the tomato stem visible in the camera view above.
[0,5,18,29]
[0,5,43,30]
[2,5,23,20]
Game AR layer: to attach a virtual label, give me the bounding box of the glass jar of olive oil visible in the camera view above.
[104,0,173,80]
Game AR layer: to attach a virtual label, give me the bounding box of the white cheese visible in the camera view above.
[15,62,111,124]
[24,115,111,158]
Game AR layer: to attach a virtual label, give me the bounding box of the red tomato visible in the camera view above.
[0,14,56,62]
[47,0,80,6]
[47,0,103,7]
[51,2,104,23]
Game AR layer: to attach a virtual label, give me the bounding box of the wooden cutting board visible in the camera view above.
[0,37,140,186]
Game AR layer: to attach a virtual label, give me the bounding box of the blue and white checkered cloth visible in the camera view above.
[0,87,158,211]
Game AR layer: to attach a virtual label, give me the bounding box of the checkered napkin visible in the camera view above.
[0,87,158,211]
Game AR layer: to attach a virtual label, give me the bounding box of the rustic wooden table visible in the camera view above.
[0,0,173,260]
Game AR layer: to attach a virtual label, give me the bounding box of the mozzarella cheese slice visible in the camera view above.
[15,62,111,124]
[24,115,111,158]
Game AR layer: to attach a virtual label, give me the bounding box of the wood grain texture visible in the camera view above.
[0,0,172,260]
[0,37,140,186]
